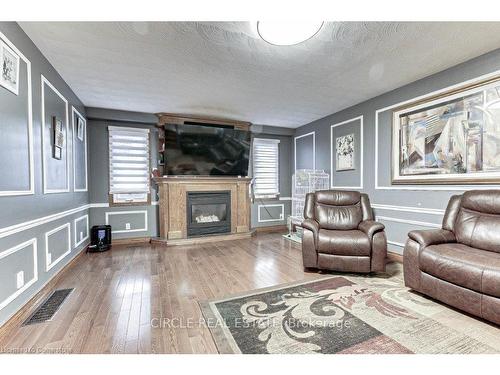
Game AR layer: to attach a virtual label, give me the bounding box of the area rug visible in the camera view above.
[199,265,500,354]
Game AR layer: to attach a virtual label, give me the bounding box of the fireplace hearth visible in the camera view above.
[187,191,231,237]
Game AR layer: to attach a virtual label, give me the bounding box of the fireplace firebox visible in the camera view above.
[186,191,231,237]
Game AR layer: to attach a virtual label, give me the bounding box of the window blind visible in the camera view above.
[108,126,150,194]
[252,138,280,198]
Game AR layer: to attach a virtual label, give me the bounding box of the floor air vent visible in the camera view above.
[22,288,73,326]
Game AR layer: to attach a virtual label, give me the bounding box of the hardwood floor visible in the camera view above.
[0,232,324,354]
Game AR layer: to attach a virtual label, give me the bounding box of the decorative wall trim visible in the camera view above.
[279,197,292,201]
[376,215,441,229]
[0,239,38,311]
[376,215,441,249]
[374,68,500,191]
[257,204,285,223]
[89,202,158,208]
[72,106,88,192]
[387,240,406,248]
[90,203,109,208]
[0,31,34,197]
[105,210,148,234]
[294,131,315,171]
[330,115,363,189]
[0,204,90,240]
[73,214,89,248]
[45,223,71,272]
[371,203,446,216]
[41,75,70,194]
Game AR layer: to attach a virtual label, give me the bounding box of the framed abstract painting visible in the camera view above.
[392,76,500,184]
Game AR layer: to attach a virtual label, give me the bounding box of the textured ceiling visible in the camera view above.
[20,22,500,128]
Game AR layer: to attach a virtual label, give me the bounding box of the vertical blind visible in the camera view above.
[252,138,280,198]
[108,126,150,194]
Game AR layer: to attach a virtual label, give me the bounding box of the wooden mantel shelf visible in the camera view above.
[152,175,253,246]
[154,176,253,184]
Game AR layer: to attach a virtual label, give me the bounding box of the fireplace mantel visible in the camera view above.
[152,176,253,245]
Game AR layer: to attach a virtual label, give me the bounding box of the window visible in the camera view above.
[108,126,150,204]
[252,138,280,198]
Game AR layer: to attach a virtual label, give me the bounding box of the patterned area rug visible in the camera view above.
[199,264,500,354]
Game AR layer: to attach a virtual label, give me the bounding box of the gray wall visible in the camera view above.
[294,47,500,254]
[0,22,89,326]
[87,113,293,236]
[87,114,159,240]
[250,127,293,228]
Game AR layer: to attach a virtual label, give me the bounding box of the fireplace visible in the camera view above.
[187,191,231,237]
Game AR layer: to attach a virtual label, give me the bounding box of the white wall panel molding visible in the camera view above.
[105,210,148,234]
[41,74,70,194]
[371,203,446,216]
[0,31,34,197]
[0,204,90,240]
[44,223,71,272]
[74,214,89,248]
[72,106,88,192]
[374,68,500,191]
[294,131,315,171]
[376,215,441,248]
[257,204,285,223]
[330,115,363,189]
[376,215,441,229]
[0,239,38,311]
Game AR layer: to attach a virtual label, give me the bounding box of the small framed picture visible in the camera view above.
[77,117,85,141]
[336,134,355,171]
[0,39,20,95]
[53,117,64,148]
[53,146,62,160]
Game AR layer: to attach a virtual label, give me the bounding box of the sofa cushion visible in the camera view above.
[419,243,500,297]
[454,209,500,253]
[461,190,500,214]
[317,229,371,256]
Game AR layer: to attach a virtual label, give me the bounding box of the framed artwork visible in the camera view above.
[53,116,64,160]
[336,134,355,171]
[53,146,62,160]
[77,117,85,141]
[392,76,500,184]
[0,39,20,95]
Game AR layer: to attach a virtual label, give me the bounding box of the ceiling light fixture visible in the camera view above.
[257,21,324,46]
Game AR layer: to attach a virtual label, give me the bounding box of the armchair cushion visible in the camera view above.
[317,229,371,256]
[408,229,456,248]
[358,220,385,241]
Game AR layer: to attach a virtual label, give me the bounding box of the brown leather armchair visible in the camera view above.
[301,190,387,273]
[404,190,500,325]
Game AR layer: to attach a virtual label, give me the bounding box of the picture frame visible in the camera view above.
[0,39,20,95]
[77,117,85,141]
[335,134,355,171]
[53,146,62,160]
[392,75,500,184]
[52,116,65,160]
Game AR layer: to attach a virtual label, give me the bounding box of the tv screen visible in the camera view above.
[163,123,251,176]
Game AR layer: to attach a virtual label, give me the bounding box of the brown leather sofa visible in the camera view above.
[301,190,387,273]
[404,190,500,325]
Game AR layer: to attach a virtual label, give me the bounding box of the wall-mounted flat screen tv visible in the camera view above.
[163,123,251,176]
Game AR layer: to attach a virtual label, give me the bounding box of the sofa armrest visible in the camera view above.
[358,220,385,241]
[408,229,456,248]
[301,219,319,244]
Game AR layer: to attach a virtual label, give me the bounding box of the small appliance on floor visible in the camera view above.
[88,225,112,252]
